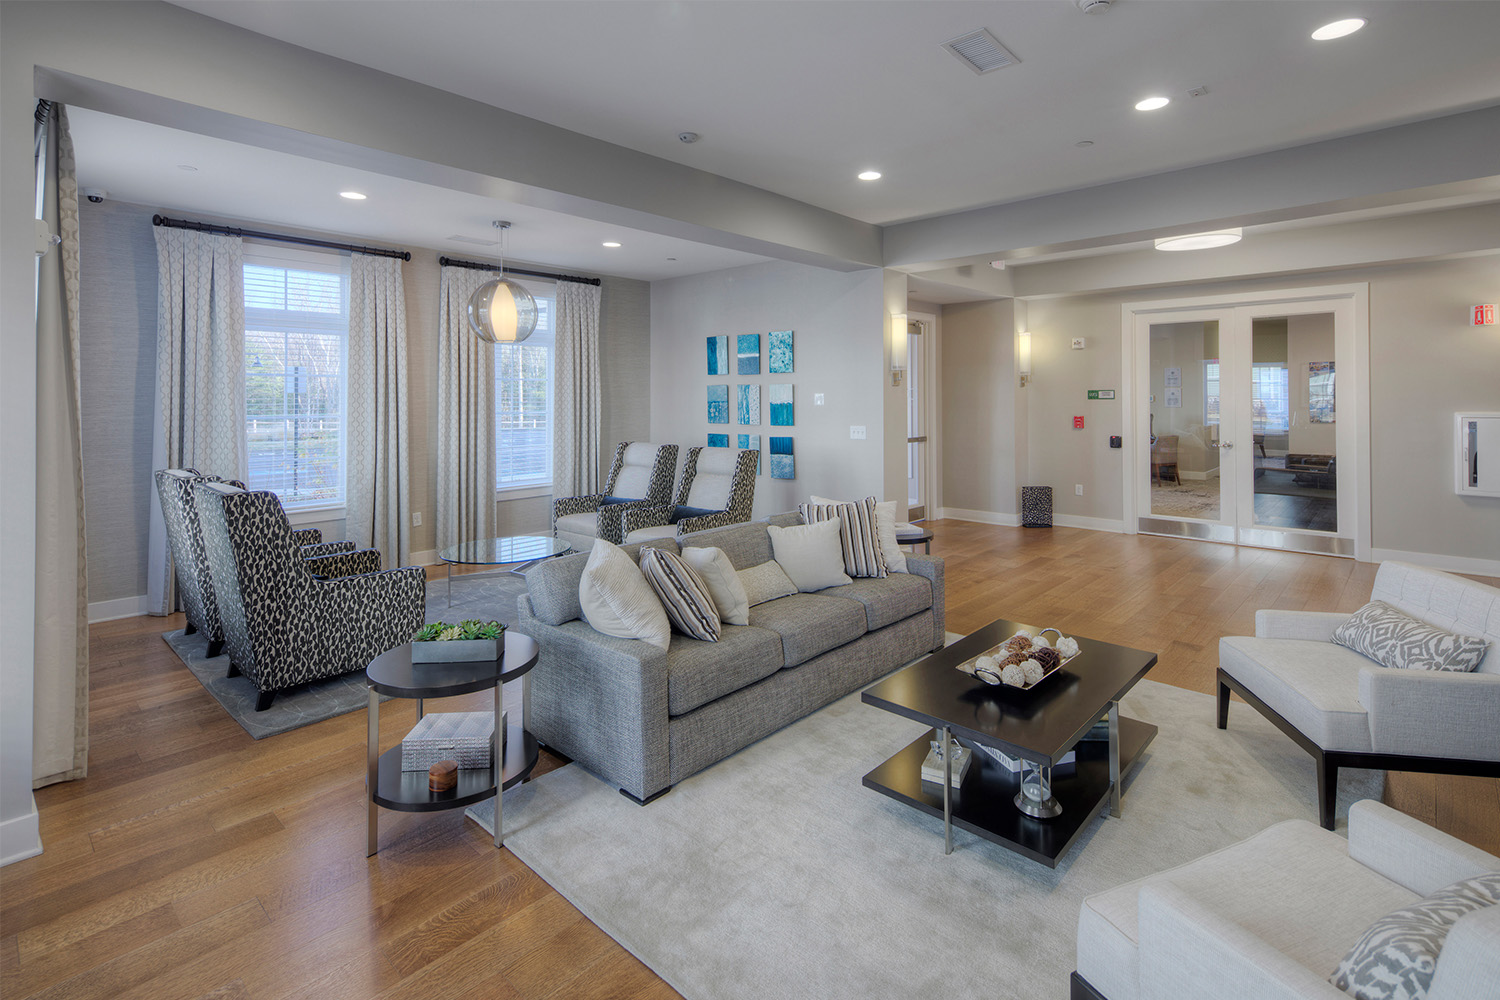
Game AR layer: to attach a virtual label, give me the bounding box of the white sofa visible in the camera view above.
[1072,800,1500,1000]
[1218,561,1500,829]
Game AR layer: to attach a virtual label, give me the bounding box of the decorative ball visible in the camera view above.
[1030,634,1051,649]
[1022,659,1045,685]
[1000,650,1031,668]
[1031,646,1061,672]
[975,654,998,675]
[1057,636,1081,659]
[1000,663,1026,686]
[1002,635,1033,654]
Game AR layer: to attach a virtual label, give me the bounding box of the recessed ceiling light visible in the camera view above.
[857,170,882,181]
[1134,96,1170,111]
[339,191,367,200]
[176,164,198,172]
[1154,228,1243,252]
[602,241,622,248]
[1311,17,1366,40]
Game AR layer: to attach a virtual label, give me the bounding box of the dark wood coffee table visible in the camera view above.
[862,618,1157,867]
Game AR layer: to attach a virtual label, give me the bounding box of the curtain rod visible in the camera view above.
[438,255,602,286]
[152,214,411,262]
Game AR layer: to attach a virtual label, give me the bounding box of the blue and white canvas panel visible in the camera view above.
[707,336,728,376]
[769,436,795,480]
[737,384,760,425]
[707,384,729,424]
[737,334,760,375]
[738,434,762,474]
[707,433,730,448]
[769,330,794,373]
[769,384,794,426]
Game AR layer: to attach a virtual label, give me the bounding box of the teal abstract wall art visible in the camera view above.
[737,334,760,375]
[769,436,794,479]
[769,384,794,426]
[769,330,794,373]
[737,384,760,425]
[707,384,728,424]
[707,336,728,375]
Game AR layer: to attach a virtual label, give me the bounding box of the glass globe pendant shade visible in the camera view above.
[468,278,538,344]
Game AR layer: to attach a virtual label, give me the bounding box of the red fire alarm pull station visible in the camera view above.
[1073,415,1085,430]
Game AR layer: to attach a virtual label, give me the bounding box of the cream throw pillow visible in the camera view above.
[681,546,750,625]
[810,494,907,574]
[768,519,852,592]
[578,539,671,649]
[738,560,798,607]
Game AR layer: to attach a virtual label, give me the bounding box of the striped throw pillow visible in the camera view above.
[640,547,721,642]
[798,496,888,579]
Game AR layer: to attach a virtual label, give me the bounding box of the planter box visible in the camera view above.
[411,637,502,663]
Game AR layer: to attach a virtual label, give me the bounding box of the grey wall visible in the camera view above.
[939,300,1021,516]
[78,200,650,606]
[650,260,887,516]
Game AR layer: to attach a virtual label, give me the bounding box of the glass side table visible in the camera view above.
[437,535,571,606]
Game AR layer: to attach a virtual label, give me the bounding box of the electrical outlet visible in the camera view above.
[1075,484,1084,496]
[815,393,825,406]
[411,511,422,527]
[850,425,866,440]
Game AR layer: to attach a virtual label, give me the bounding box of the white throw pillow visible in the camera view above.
[738,560,798,607]
[681,546,751,625]
[578,539,671,649]
[811,494,907,573]
[768,519,852,593]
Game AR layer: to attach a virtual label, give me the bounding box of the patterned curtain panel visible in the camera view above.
[146,227,246,616]
[33,102,89,786]
[553,280,603,498]
[436,266,496,551]
[346,254,411,567]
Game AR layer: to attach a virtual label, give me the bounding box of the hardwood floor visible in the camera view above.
[4,524,1496,998]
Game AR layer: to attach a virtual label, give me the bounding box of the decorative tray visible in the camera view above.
[955,627,1082,691]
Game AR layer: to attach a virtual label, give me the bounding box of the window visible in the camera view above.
[1251,364,1290,433]
[1203,361,1220,425]
[495,281,556,491]
[243,244,349,510]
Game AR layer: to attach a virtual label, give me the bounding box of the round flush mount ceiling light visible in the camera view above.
[176,164,198,172]
[857,170,882,181]
[1312,17,1366,40]
[1134,96,1170,111]
[602,241,622,248]
[339,191,367,200]
[1155,228,1243,252]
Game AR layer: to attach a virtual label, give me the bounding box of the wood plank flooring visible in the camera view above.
[4,524,1496,998]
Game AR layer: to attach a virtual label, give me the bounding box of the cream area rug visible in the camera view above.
[472,679,1382,1000]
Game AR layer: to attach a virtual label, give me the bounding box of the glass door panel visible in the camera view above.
[906,321,927,520]
[1148,320,1223,521]
[1249,314,1338,533]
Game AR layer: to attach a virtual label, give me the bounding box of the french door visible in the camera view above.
[1123,286,1368,558]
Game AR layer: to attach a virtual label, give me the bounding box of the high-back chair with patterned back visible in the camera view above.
[621,447,759,543]
[552,442,678,550]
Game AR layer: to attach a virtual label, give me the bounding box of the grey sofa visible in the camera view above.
[518,514,946,803]
[1219,561,1500,829]
[1073,799,1500,1000]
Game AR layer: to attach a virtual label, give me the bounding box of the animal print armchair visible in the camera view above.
[193,481,426,711]
[621,447,759,543]
[154,469,348,659]
[552,442,678,549]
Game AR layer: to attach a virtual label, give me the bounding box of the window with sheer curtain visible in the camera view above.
[494,281,555,491]
[243,244,349,510]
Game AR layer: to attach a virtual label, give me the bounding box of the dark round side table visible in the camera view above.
[365,631,540,856]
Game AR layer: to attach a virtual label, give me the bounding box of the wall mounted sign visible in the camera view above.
[1087,389,1116,400]
[1165,387,1182,408]
[1473,304,1497,326]
[1164,367,1182,387]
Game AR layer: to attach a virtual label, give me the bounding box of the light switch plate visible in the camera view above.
[411,511,422,527]
[850,425,866,440]
[815,393,825,405]
[1071,337,1086,350]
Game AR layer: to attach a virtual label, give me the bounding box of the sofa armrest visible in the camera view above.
[904,555,946,650]
[299,540,357,559]
[518,597,671,801]
[291,527,322,546]
[596,498,658,544]
[304,548,384,578]
[1138,882,1348,1000]
[1347,800,1500,896]
[1430,906,1500,1000]
[1358,666,1500,759]
[553,493,605,522]
[621,503,675,538]
[676,509,740,535]
[1254,609,1349,641]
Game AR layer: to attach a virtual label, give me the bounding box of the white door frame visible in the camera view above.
[1120,283,1371,561]
[908,309,939,520]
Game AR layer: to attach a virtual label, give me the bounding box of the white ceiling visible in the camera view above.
[170,0,1500,228]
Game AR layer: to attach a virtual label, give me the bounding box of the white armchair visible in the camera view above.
[1218,562,1500,829]
[1073,800,1500,1000]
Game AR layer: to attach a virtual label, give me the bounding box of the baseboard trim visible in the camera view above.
[412,549,438,568]
[936,507,1021,527]
[1369,548,1500,578]
[0,799,42,866]
[87,594,149,624]
[1053,514,1127,533]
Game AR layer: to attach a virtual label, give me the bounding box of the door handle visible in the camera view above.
[1221,441,1234,450]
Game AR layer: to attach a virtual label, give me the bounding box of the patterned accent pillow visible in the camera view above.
[640,547,721,642]
[737,559,798,607]
[811,494,906,574]
[1330,872,1500,1000]
[1331,600,1490,672]
[798,496,888,579]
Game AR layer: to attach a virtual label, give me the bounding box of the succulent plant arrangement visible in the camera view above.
[413,619,505,642]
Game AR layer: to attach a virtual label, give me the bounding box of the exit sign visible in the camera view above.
[1473,304,1497,326]
[1087,389,1116,400]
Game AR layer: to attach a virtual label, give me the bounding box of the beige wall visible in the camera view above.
[1285,313,1337,458]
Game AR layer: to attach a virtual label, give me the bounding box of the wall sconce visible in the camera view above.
[890,312,908,387]
[1018,330,1032,388]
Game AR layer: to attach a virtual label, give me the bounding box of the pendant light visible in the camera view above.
[468,221,538,344]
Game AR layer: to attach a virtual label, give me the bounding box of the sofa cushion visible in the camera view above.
[529,538,679,626]
[640,547,721,642]
[810,494,906,574]
[800,497,888,579]
[682,520,774,570]
[768,519,852,592]
[823,573,933,632]
[624,523,677,544]
[666,625,786,716]
[748,593,867,668]
[739,560,798,608]
[1332,600,1490,673]
[1219,636,1375,751]
[579,539,670,650]
[554,511,603,551]
[681,546,750,626]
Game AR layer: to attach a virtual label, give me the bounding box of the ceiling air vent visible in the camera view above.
[447,234,499,246]
[942,28,1020,75]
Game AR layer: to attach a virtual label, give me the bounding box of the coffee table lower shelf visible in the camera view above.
[862,717,1157,868]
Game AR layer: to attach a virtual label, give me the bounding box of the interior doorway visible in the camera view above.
[1122,285,1370,559]
[906,314,934,522]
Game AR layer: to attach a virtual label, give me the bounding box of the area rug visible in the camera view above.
[471,680,1382,1000]
[162,572,530,739]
